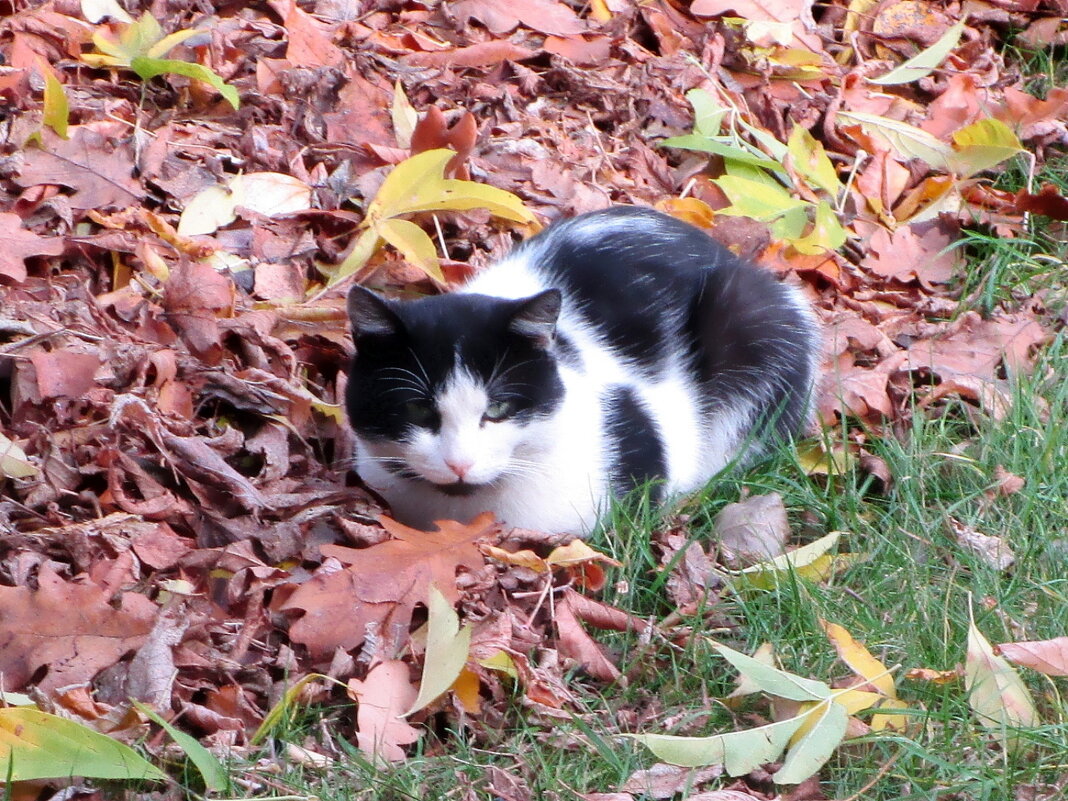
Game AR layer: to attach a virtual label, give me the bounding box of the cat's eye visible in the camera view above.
[483,400,514,423]
[403,400,437,427]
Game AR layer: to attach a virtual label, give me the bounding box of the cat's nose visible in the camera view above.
[445,459,473,480]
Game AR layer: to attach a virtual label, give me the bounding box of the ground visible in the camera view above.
[0,1,1067,799]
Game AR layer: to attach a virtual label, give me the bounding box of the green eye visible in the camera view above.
[403,400,436,427]
[483,400,514,423]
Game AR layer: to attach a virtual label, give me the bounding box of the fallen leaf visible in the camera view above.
[282,514,494,657]
[347,660,421,762]
[405,585,472,716]
[0,563,156,693]
[965,608,1038,752]
[996,637,1068,677]
[0,211,66,283]
[714,492,791,565]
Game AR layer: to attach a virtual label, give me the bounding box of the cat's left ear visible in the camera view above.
[347,285,405,341]
[508,289,561,348]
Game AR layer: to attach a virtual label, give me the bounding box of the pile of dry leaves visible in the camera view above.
[0,0,1066,792]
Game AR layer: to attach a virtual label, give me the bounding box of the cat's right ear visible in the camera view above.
[347,285,405,342]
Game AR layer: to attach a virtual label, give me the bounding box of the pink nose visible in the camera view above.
[445,459,472,480]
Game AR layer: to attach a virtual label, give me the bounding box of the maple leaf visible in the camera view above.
[0,212,64,283]
[282,514,497,658]
[0,564,156,694]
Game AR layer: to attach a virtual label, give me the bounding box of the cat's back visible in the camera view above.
[463,207,727,371]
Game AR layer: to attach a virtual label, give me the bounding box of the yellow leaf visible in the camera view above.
[821,620,896,697]
[405,585,472,716]
[1,433,38,479]
[478,649,518,679]
[329,228,381,285]
[545,539,621,568]
[368,148,536,225]
[377,217,445,284]
[41,64,69,139]
[714,174,807,222]
[146,28,199,59]
[733,531,842,590]
[787,125,841,196]
[965,607,1038,752]
[481,544,548,572]
[949,118,1024,177]
[391,80,418,149]
[790,200,846,255]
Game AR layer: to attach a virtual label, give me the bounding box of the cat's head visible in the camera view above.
[345,285,564,494]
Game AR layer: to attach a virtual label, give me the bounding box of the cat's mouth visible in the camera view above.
[434,480,482,497]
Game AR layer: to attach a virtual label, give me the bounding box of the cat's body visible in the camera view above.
[346,207,820,535]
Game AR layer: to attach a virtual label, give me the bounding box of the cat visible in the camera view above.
[345,206,820,535]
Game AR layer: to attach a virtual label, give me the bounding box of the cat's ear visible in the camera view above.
[508,289,561,348]
[347,285,405,341]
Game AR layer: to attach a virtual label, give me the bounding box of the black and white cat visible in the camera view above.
[345,206,820,535]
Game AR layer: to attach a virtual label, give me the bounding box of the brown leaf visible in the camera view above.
[620,763,725,798]
[282,514,496,657]
[1014,184,1068,221]
[403,41,538,69]
[554,588,620,681]
[0,563,156,693]
[0,212,64,283]
[996,637,1068,677]
[714,492,791,565]
[16,126,144,209]
[29,347,102,399]
[451,0,587,36]
[993,465,1025,496]
[347,660,421,762]
[863,224,960,288]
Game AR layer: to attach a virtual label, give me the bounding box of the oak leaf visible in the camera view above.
[0,212,64,284]
[282,514,496,657]
[0,563,156,693]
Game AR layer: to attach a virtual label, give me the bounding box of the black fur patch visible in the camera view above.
[346,292,565,441]
[602,385,665,500]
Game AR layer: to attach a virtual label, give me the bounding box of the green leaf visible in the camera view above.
[773,699,849,784]
[683,88,728,138]
[0,707,166,782]
[42,68,69,139]
[869,20,966,85]
[629,714,805,772]
[130,56,239,109]
[714,174,807,222]
[948,118,1024,177]
[791,200,847,255]
[660,134,784,172]
[837,111,952,170]
[131,700,227,791]
[251,673,345,745]
[0,433,38,479]
[405,585,473,716]
[714,643,831,702]
[733,531,844,590]
[787,125,840,196]
[377,217,445,284]
[368,148,536,224]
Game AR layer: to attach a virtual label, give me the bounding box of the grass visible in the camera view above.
[167,85,1068,801]
[200,322,1068,800]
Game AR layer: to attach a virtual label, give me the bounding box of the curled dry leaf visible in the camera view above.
[714,492,791,565]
